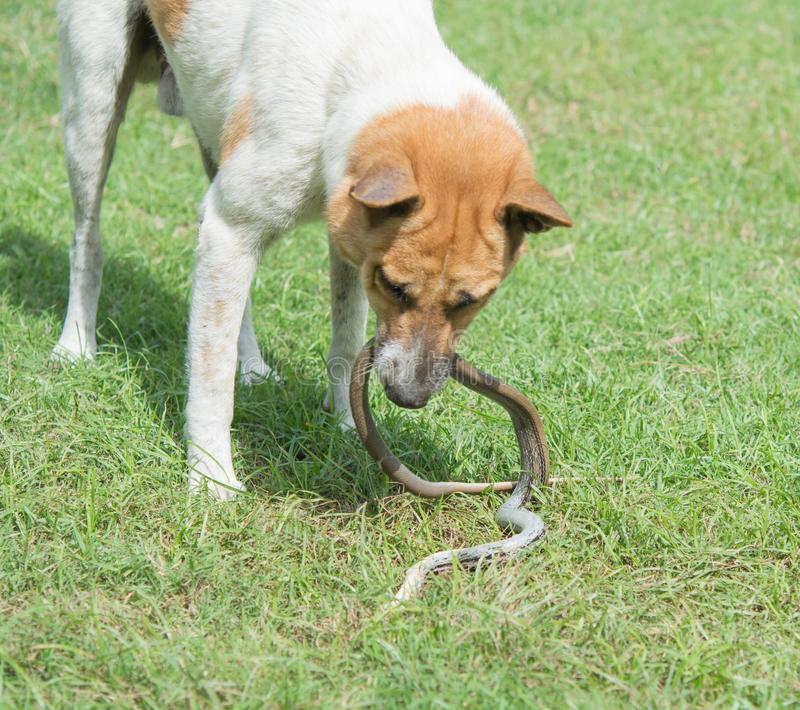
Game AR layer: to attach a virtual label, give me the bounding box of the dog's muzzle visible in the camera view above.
[374,341,452,409]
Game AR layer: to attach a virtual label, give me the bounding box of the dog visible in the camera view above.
[53,0,572,499]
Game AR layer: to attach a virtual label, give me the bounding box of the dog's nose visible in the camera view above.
[384,384,430,410]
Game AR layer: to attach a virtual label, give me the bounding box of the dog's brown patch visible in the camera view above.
[211,300,227,328]
[147,0,191,44]
[327,96,571,356]
[220,96,254,164]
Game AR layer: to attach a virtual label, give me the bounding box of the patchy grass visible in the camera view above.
[1,0,799,707]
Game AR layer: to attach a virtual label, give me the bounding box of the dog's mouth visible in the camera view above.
[382,383,431,410]
[373,339,452,410]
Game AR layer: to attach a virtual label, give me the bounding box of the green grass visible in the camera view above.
[1,0,799,706]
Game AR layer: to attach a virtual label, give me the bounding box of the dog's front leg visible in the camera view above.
[325,244,368,430]
[237,296,279,385]
[190,138,272,388]
[185,189,259,500]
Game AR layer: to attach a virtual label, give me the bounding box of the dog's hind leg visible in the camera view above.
[52,1,148,362]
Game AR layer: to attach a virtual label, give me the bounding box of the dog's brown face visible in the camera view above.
[328,98,571,409]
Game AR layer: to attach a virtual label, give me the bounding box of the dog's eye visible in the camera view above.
[450,291,478,311]
[449,288,496,313]
[377,268,411,306]
[456,292,477,309]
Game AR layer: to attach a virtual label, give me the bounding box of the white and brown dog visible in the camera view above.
[53,0,572,499]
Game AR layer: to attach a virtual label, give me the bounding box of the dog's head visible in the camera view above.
[328,98,571,409]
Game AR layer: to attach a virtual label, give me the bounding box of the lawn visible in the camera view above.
[1,0,799,707]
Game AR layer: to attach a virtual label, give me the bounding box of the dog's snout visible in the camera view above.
[374,340,452,410]
[384,384,430,410]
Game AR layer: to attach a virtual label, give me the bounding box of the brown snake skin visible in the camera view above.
[349,341,550,601]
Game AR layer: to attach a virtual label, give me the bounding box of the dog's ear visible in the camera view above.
[350,162,420,217]
[501,178,572,235]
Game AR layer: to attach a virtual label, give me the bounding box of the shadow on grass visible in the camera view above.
[0,222,458,506]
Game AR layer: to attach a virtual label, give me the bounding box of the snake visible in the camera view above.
[349,341,550,601]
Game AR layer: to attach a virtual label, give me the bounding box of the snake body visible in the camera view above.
[349,343,550,601]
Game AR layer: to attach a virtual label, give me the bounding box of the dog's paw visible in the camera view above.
[239,357,281,386]
[188,468,245,501]
[50,340,95,366]
[337,412,356,433]
[323,390,356,432]
[187,444,244,501]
